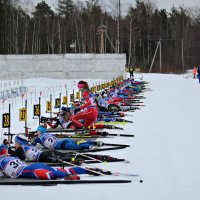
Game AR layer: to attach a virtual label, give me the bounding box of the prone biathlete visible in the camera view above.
[11,135,82,164]
[0,155,99,180]
[33,125,103,150]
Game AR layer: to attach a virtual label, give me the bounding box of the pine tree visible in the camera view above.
[58,0,74,18]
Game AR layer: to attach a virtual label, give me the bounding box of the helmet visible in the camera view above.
[73,102,80,108]
[78,81,85,89]
[36,125,47,133]
[3,139,9,145]
[15,135,28,145]
[61,106,70,112]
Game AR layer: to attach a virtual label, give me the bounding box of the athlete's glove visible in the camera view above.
[74,107,81,114]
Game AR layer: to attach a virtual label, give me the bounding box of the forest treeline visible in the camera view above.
[0,0,200,73]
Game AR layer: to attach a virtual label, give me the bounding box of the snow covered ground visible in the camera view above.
[1,73,200,200]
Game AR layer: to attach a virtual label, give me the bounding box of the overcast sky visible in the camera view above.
[29,0,200,14]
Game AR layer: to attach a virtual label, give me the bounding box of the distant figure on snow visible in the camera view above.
[193,67,197,79]
[129,67,134,79]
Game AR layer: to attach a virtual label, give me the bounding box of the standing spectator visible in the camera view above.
[197,65,200,83]
[193,67,197,79]
[129,67,134,78]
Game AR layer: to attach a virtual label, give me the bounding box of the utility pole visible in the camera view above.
[101,28,104,53]
[117,0,120,54]
[97,24,117,53]
[149,40,160,73]
[160,38,162,73]
[181,39,185,73]
[98,25,106,54]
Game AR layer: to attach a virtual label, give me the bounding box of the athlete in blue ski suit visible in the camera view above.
[33,126,98,150]
[0,155,88,180]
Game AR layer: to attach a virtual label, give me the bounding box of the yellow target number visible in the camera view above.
[19,108,27,121]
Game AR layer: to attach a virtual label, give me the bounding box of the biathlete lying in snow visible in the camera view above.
[10,135,83,164]
[32,125,103,150]
[0,154,110,180]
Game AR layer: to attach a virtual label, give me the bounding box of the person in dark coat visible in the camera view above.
[129,67,134,78]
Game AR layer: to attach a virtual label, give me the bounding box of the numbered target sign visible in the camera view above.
[100,84,103,90]
[62,96,68,105]
[93,86,97,93]
[91,86,95,93]
[19,108,27,121]
[46,101,52,112]
[2,113,10,128]
[70,94,74,102]
[55,98,61,108]
[34,104,40,116]
[76,91,80,100]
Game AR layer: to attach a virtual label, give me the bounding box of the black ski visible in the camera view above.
[57,145,128,153]
[0,178,131,185]
[103,143,130,148]
[55,134,112,139]
[106,133,134,137]
[116,119,133,123]
[55,132,134,138]
[77,145,128,153]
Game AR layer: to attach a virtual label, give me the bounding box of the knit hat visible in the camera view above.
[36,125,47,133]
[15,135,28,145]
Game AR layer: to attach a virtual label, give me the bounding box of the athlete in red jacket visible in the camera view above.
[70,81,98,129]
